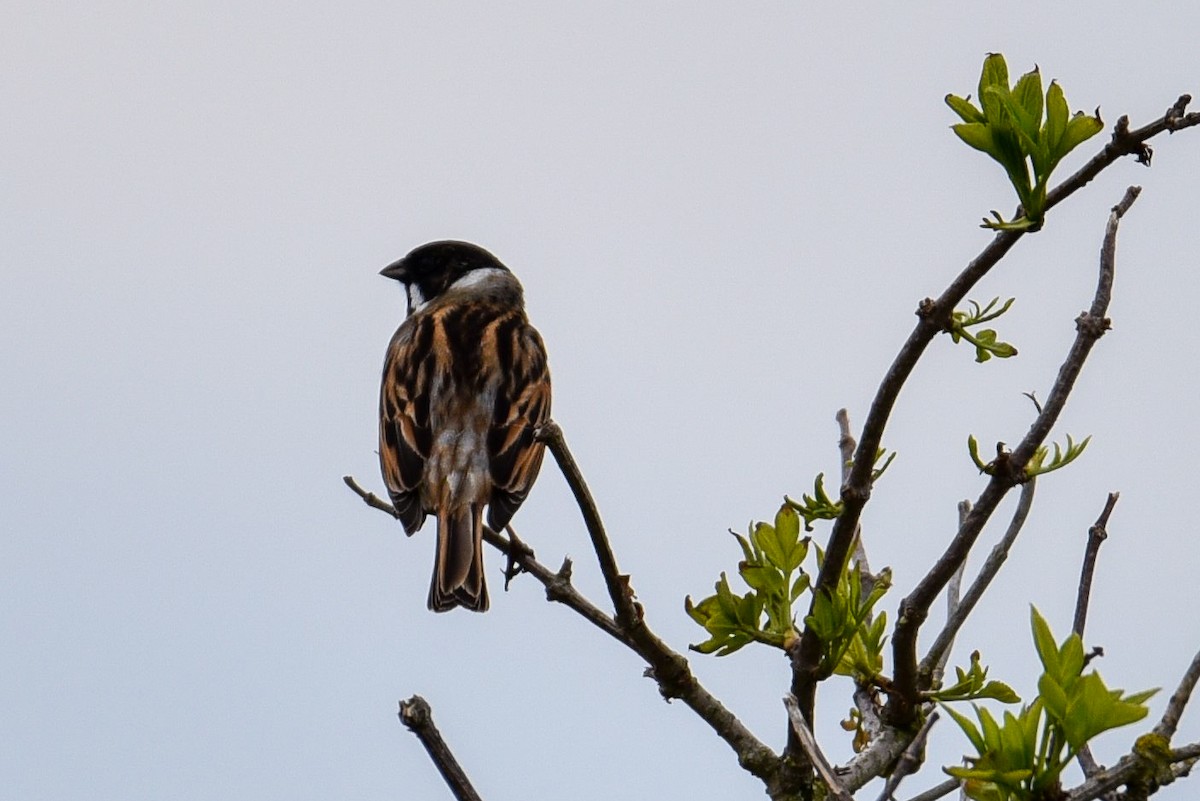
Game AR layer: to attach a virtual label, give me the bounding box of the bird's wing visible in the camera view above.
[487,317,551,531]
[379,316,434,533]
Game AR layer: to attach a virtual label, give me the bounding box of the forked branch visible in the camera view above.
[791,96,1197,731]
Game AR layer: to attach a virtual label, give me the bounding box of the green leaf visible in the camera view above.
[732,530,755,563]
[953,122,1001,159]
[752,521,787,571]
[1013,67,1044,134]
[1030,606,1060,678]
[1044,80,1068,151]
[978,706,1002,751]
[684,594,710,626]
[991,85,1042,161]
[790,572,811,602]
[1057,110,1104,160]
[999,710,1029,770]
[976,681,1021,703]
[774,505,805,571]
[1038,673,1069,723]
[1059,633,1086,683]
[739,562,783,596]
[978,53,1010,123]
[941,703,986,753]
[968,435,987,472]
[713,633,753,656]
[714,572,740,618]
[1123,688,1160,706]
[946,93,986,124]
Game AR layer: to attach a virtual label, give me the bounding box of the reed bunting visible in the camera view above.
[378,241,551,612]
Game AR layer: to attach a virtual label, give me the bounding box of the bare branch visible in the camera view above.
[1072,492,1120,783]
[901,778,960,801]
[837,408,857,479]
[348,419,795,793]
[1074,492,1120,637]
[785,695,853,801]
[792,93,1194,727]
[398,695,483,801]
[531,423,794,791]
[344,475,401,518]
[1064,741,1200,801]
[838,409,871,576]
[535,421,640,628]
[919,481,1036,682]
[1155,649,1200,740]
[888,186,1141,725]
[876,712,940,801]
[930,501,971,689]
[487,526,626,642]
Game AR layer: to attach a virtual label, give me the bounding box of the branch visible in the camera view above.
[875,711,940,801]
[398,695,483,801]
[1045,96,1200,216]
[836,409,871,575]
[919,480,1036,682]
[792,93,1195,726]
[1064,742,1200,801]
[343,475,401,518]
[785,695,853,801]
[1074,492,1120,637]
[1155,649,1200,740]
[530,423,790,793]
[345,475,625,641]
[535,422,640,628]
[1072,492,1120,783]
[889,186,1141,725]
[901,778,960,801]
[346,433,786,794]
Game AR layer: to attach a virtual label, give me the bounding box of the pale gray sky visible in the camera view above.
[3,3,1199,800]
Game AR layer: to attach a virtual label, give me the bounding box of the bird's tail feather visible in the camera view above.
[428,504,488,612]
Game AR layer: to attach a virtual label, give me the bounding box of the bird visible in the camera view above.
[378,241,552,612]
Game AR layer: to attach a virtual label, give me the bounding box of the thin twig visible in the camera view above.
[876,711,939,801]
[345,474,625,640]
[1063,741,1200,801]
[347,434,785,792]
[930,501,971,689]
[1074,492,1120,637]
[530,423,788,792]
[535,421,639,627]
[343,475,401,518]
[491,526,626,641]
[1155,649,1200,740]
[838,409,871,575]
[792,93,1195,729]
[399,695,483,801]
[901,778,960,801]
[785,695,853,801]
[1073,492,1120,782]
[919,481,1036,682]
[888,186,1141,725]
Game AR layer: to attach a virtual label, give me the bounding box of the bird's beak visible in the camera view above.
[380,259,407,281]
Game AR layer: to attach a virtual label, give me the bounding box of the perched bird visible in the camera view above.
[378,241,551,612]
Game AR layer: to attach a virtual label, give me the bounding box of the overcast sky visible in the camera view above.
[4,3,1199,800]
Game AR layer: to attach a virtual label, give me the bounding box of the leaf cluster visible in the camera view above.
[807,561,891,682]
[943,608,1156,801]
[947,54,1102,230]
[927,650,1020,704]
[685,505,810,655]
[968,434,1090,480]
[949,298,1019,363]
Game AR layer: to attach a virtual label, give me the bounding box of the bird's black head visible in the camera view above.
[381,241,510,314]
